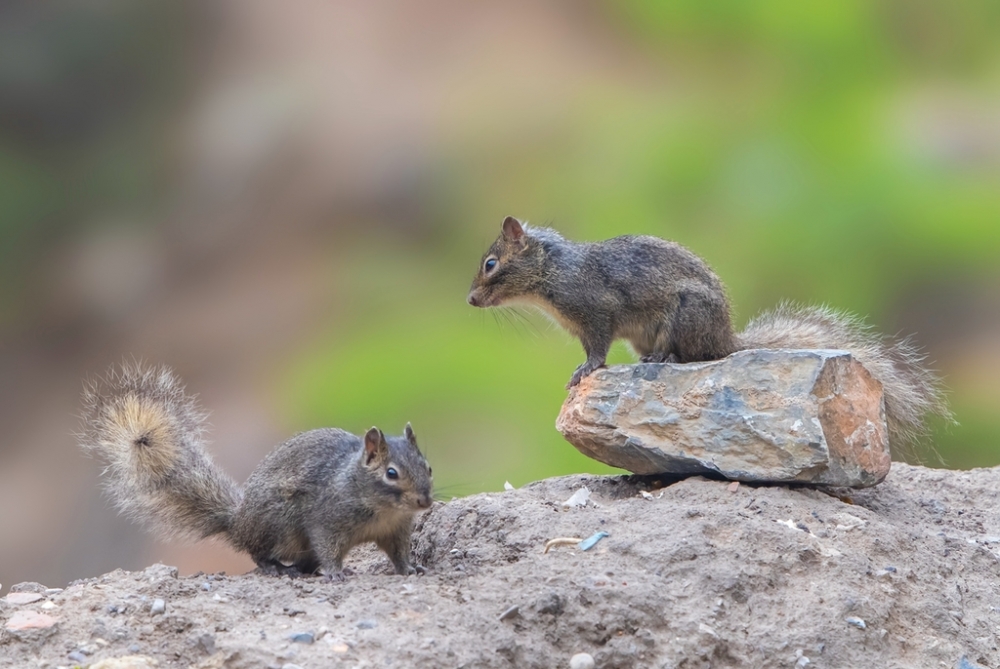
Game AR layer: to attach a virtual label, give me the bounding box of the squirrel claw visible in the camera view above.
[640,353,678,364]
[322,567,354,583]
[567,362,604,389]
[396,563,425,576]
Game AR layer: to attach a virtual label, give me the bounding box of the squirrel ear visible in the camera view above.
[364,427,386,465]
[404,422,418,448]
[501,216,524,243]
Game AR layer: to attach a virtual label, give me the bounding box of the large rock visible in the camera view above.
[556,349,890,487]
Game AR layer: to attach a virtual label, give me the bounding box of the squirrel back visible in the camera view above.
[79,364,434,576]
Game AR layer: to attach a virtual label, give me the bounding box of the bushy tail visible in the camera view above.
[78,363,242,540]
[737,303,953,449]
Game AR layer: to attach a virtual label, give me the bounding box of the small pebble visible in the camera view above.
[282,664,305,669]
[5,592,44,605]
[195,633,216,654]
[289,632,315,644]
[4,610,59,631]
[150,599,166,615]
[68,651,87,663]
[570,652,595,669]
[845,616,866,629]
[356,619,377,630]
[89,657,158,669]
[10,582,47,594]
[498,605,520,621]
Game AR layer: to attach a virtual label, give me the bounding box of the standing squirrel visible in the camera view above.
[467,216,951,448]
[78,364,434,577]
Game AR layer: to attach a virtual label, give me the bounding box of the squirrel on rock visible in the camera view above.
[78,364,434,578]
[467,216,951,448]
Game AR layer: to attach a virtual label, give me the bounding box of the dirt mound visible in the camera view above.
[2,463,998,668]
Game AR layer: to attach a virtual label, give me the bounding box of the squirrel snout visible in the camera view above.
[416,493,433,509]
[467,292,481,307]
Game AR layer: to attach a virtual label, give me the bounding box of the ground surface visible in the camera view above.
[2,463,999,669]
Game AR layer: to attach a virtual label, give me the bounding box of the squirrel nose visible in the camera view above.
[467,293,480,307]
[418,494,433,509]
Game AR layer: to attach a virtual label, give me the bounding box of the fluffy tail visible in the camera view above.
[78,363,242,540]
[737,303,953,449]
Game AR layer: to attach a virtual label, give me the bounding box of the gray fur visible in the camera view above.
[79,362,240,540]
[468,217,737,387]
[469,218,952,448]
[78,364,433,576]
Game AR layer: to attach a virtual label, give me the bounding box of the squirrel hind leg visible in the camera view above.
[294,555,321,575]
[253,558,298,577]
[306,527,352,576]
[667,294,738,362]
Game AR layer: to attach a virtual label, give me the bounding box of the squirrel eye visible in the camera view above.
[484,257,497,273]
[386,467,399,480]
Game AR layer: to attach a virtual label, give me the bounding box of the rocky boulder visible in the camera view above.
[557,349,890,487]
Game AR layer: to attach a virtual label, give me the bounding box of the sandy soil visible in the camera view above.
[2,463,998,668]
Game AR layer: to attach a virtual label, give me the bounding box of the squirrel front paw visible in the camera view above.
[567,361,604,388]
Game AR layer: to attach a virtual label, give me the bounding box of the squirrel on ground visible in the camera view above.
[467,216,951,448]
[78,364,434,578]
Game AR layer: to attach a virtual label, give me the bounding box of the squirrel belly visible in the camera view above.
[79,364,434,576]
[468,216,951,449]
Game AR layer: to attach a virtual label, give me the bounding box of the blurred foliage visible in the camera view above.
[0,1,189,324]
[282,0,1000,493]
[1,1,998,498]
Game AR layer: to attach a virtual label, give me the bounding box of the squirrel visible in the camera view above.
[467,216,952,448]
[78,363,434,578]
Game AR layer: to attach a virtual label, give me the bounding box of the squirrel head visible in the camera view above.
[362,424,434,512]
[467,216,555,308]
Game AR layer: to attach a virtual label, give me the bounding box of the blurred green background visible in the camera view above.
[1,0,998,589]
